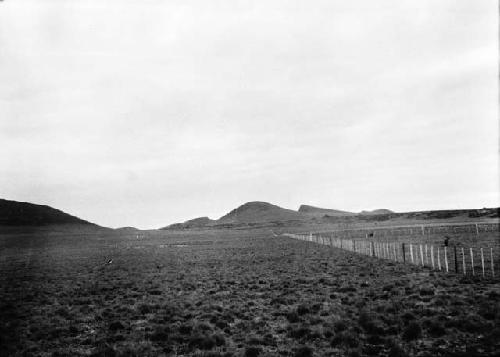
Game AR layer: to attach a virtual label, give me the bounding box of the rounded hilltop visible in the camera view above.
[218,201,306,224]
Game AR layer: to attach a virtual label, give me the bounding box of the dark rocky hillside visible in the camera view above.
[0,198,96,226]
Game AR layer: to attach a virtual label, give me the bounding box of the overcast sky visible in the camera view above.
[0,0,498,229]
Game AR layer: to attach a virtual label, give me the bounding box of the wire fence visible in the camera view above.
[306,222,500,240]
[284,231,498,279]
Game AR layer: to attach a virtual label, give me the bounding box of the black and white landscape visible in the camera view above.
[0,1,498,356]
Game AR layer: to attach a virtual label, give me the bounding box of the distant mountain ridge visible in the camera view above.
[0,198,97,226]
[359,209,394,215]
[298,205,355,217]
[161,201,499,230]
[163,217,215,230]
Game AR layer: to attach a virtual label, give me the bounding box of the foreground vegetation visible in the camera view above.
[1,228,499,356]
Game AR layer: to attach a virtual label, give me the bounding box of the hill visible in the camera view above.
[0,198,97,226]
[359,209,394,215]
[161,217,215,230]
[159,202,499,230]
[298,205,355,217]
[217,201,307,224]
[115,226,140,232]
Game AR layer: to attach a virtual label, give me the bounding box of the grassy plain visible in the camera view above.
[1,226,499,356]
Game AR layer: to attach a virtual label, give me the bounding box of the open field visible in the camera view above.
[1,227,500,356]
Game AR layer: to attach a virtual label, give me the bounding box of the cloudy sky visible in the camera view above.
[0,0,498,229]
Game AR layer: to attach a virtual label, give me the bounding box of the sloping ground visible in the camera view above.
[298,205,355,217]
[0,198,97,226]
[217,201,307,224]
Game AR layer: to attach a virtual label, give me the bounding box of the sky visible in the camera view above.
[0,0,498,229]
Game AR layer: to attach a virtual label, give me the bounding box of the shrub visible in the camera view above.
[108,321,125,331]
[247,336,264,345]
[478,301,499,320]
[90,344,117,357]
[289,326,311,340]
[419,286,435,296]
[426,321,445,337]
[286,312,300,323]
[330,332,359,348]
[214,334,226,347]
[388,343,408,357]
[333,320,348,332]
[401,311,416,322]
[244,347,261,357]
[297,305,310,316]
[358,311,384,335]
[196,322,213,332]
[149,327,169,342]
[179,324,192,334]
[188,334,216,350]
[137,304,152,315]
[366,334,384,345]
[402,322,421,341]
[294,346,313,357]
[215,321,228,329]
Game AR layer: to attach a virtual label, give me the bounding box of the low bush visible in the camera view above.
[297,304,310,316]
[294,345,313,357]
[330,331,359,348]
[244,346,261,357]
[402,322,421,341]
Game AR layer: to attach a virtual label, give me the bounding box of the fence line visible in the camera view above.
[304,222,499,239]
[284,232,498,278]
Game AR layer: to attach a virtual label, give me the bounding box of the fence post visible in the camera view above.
[491,248,495,277]
[462,248,466,275]
[371,241,375,257]
[481,248,485,277]
[444,247,449,273]
[410,244,414,264]
[420,245,424,266]
[470,248,475,276]
[454,246,458,274]
[437,247,441,270]
[402,243,406,263]
[431,246,435,269]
